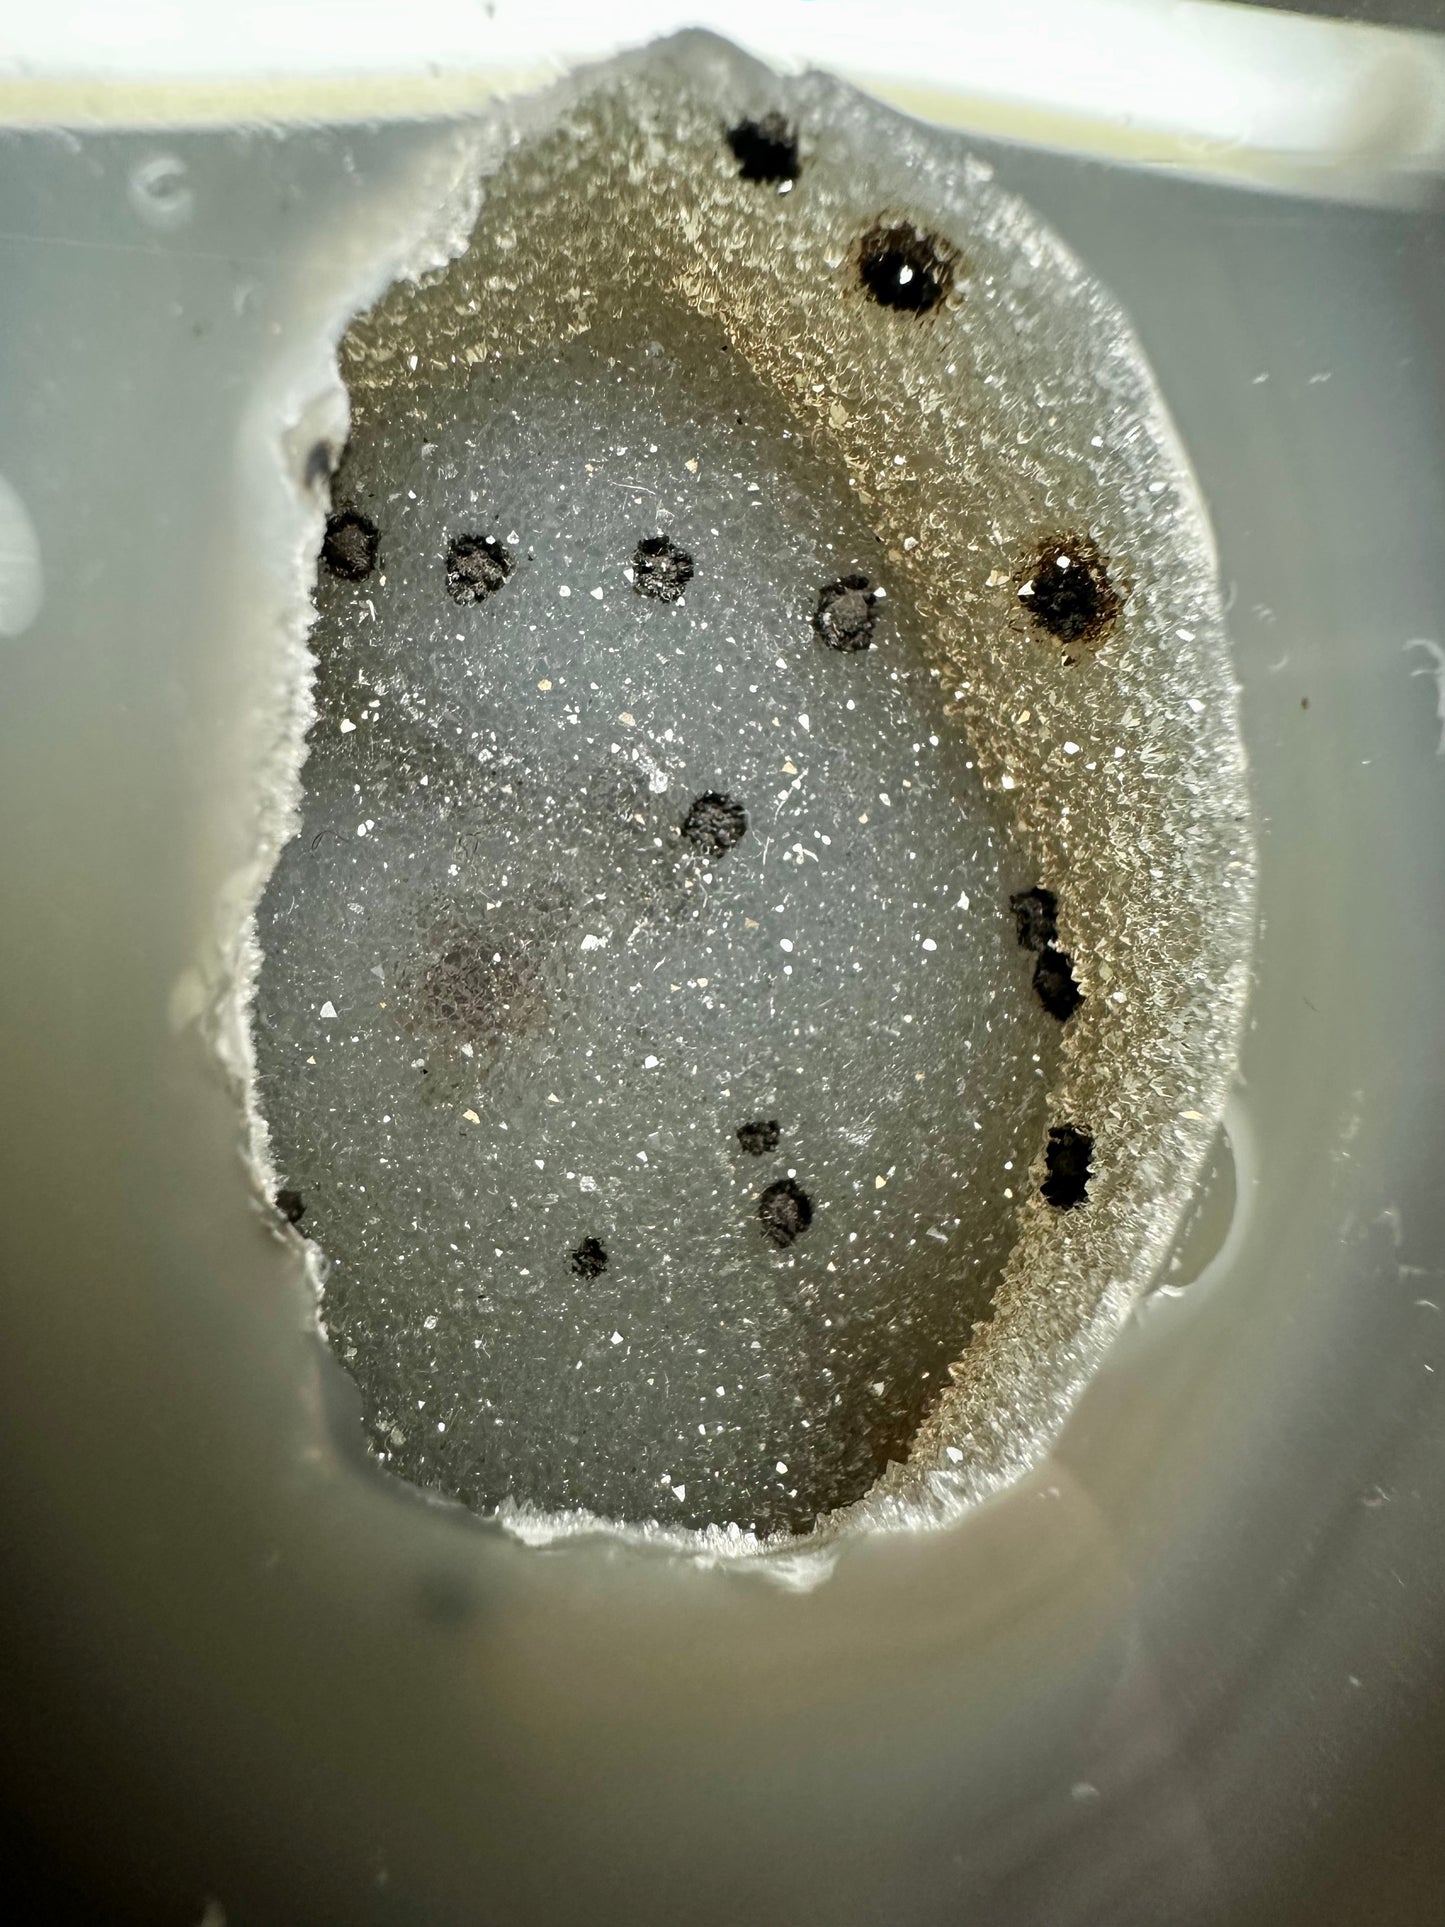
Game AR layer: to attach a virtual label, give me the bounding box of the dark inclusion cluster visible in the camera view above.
[857,219,958,316]
[321,508,379,582]
[445,532,513,605]
[1010,885,1084,1026]
[632,533,694,602]
[814,575,881,653]
[570,1236,609,1280]
[1043,1126,1093,1211]
[1016,534,1121,661]
[275,1187,306,1227]
[286,118,1113,1521]
[726,112,800,186]
[758,1178,813,1249]
[1010,887,1091,1203]
[681,791,748,857]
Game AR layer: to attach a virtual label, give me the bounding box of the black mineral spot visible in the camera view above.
[1033,947,1083,1022]
[758,1177,813,1248]
[682,791,748,856]
[275,1188,306,1225]
[632,534,694,603]
[411,927,547,1056]
[445,532,513,605]
[1042,1125,1093,1210]
[321,509,379,582]
[1016,534,1121,658]
[570,1236,608,1280]
[857,220,955,315]
[737,1119,781,1156]
[1010,886,1058,953]
[726,113,800,185]
[814,574,879,653]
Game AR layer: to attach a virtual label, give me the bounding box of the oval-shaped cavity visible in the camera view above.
[1149,1102,1252,1298]
[249,34,1254,1552]
[128,153,195,229]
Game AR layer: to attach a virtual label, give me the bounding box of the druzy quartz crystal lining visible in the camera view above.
[251,35,1253,1550]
